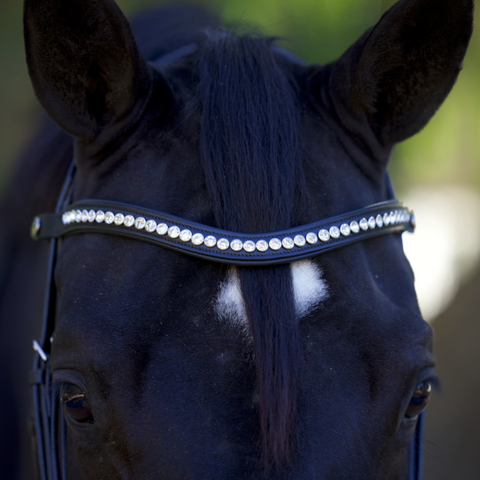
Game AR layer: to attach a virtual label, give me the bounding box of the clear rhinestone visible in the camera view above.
[359,218,368,231]
[65,211,73,223]
[256,240,268,252]
[95,211,105,223]
[294,235,306,247]
[340,224,350,236]
[105,212,115,224]
[306,232,318,244]
[389,211,396,224]
[368,216,376,229]
[135,217,146,229]
[124,215,134,227]
[282,237,294,250]
[62,213,67,225]
[168,226,180,238]
[306,232,318,245]
[180,229,192,242]
[330,226,340,239]
[87,210,96,222]
[217,238,230,250]
[269,238,282,251]
[383,213,390,226]
[318,229,330,242]
[75,210,82,222]
[81,210,88,222]
[157,223,168,235]
[114,213,125,225]
[376,214,383,228]
[204,235,217,247]
[350,221,360,234]
[231,239,243,251]
[243,240,256,252]
[192,233,204,245]
[145,220,157,232]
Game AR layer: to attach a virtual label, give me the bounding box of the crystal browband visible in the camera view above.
[31,199,415,266]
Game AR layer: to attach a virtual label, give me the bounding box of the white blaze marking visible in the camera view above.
[215,268,248,328]
[215,260,328,326]
[291,260,329,317]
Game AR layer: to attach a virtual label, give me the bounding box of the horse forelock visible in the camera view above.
[194,31,304,234]
[192,31,306,470]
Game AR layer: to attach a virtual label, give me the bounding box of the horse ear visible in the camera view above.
[317,0,473,151]
[24,0,155,142]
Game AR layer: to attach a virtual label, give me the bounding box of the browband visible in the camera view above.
[31,199,415,266]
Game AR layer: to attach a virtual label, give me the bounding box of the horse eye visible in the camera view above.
[61,384,94,424]
[405,381,432,419]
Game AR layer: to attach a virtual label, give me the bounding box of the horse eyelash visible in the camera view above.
[49,381,79,400]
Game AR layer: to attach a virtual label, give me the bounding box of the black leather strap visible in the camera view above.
[410,413,425,480]
[32,199,414,266]
[30,162,75,480]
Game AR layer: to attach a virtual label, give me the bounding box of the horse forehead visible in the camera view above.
[53,236,431,404]
[54,228,428,364]
[215,261,329,327]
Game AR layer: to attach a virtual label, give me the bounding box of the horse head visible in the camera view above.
[24,0,473,478]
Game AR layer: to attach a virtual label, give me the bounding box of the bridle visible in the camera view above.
[28,45,424,480]
[29,163,423,479]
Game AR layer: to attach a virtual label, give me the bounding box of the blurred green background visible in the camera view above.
[1,0,480,194]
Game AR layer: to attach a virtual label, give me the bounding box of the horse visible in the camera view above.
[0,0,473,478]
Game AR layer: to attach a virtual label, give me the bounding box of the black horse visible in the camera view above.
[0,0,473,478]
